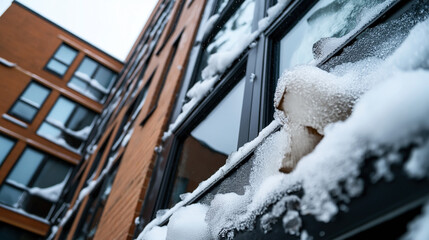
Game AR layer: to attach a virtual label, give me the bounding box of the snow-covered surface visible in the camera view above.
[401,200,429,240]
[141,14,429,239]
[166,204,211,240]
[29,178,67,202]
[202,14,219,38]
[0,57,16,67]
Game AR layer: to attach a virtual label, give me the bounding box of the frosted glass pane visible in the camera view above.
[279,0,388,72]
[0,136,14,165]
[21,82,50,107]
[56,45,77,65]
[8,148,44,186]
[47,97,75,126]
[197,0,255,82]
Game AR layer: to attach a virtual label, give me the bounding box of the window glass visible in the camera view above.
[56,45,78,65]
[21,83,50,107]
[67,107,96,131]
[46,44,78,77]
[8,82,50,123]
[68,57,117,102]
[38,123,62,138]
[0,222,41,240]
[0,185,22,206]
[8,148,44,185]
[77,58,98,77]
[169,77,246,206]
[33,160,69,188]
[197,0,255,82]
[94,66,115,88]
[9,102,37,122]
[46,59,67,76]
[38,96,96,150]
[0,135,15,165]
[278,0,388,73]
[46,97,75,125]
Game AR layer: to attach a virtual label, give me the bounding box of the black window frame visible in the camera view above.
[44,43,78,78]
[7,80,51,123]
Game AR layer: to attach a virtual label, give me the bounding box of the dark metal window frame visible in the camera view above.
[44,43,79,78]
[7,80,51,123]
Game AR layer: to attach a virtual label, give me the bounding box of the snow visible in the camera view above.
[2,113,28,128]
[64,125,92,140]
[401,200,429,240]
[121,127,134,147]
[165,204,211,240]
[29,178,67,202]
[404,141,429,179]
[0,57,16,67]
[141,16,429,239]
[202,14,219,38]
[143,226,167,240]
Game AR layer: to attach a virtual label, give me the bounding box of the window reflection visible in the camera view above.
[197,0,255,82]
[9,82,50,123]
[169,77,246,206]
[46,44,78,76]
[0,135,15,166]
[279,0,388,74]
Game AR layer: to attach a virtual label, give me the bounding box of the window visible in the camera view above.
[0,134,15,166]
[37,96,97,151]
[0,222,42,240]
[8,81,50,123]
[0,147,71,218]
[68,57,117,103]
[168,76,246,206]
[74,163,120,240]
[45,44,78,77]
[141,0,256,219]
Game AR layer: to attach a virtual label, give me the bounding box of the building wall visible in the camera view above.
[49,0,208,240]
[0,2,122,237]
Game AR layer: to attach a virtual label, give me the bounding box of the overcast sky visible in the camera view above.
[0,0,158,61]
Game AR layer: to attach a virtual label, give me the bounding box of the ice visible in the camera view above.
[166,204,211,240]
[401,200,429,240]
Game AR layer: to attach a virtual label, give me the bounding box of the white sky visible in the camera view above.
[0,0,158,61]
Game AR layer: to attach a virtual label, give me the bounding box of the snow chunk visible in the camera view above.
[0,57,16,67]
[166,204,211,240]
[401,200,429,240]
[404,141,429,179]
[203,14,220,38]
